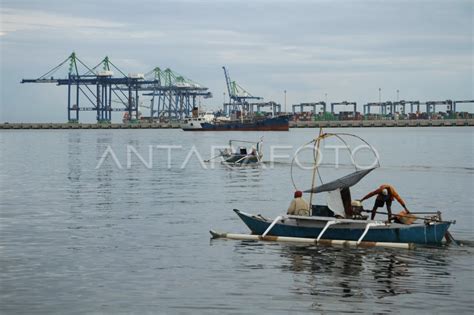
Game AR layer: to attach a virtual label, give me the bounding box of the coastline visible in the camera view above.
[1,118,473,129]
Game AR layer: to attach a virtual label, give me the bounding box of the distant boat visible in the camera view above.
[219,139,263,165]
[181,111,215,130]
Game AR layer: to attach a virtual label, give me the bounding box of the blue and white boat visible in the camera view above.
[214,132,455,246]
[219,139,263,165]
[233,210,451,245]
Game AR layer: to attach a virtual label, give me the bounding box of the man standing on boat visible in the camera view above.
[360,184,409,222]
[287,191,310,216]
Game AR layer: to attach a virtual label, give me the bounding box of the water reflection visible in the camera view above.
[233,241,454,303]
[96,134,113,212]
[372,253,411,298]
[67,132,84,214]
[280,245,453,301]
[67,132,82,182]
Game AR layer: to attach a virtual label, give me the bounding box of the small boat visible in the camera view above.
[233,207,451,245]
[219,139,263,165]
[212,132,455,246]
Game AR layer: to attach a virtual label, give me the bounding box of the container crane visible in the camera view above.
[331,101,357,115]
[424,100,454,114]
[292,102,326,114]
[21,52,159,122]
[222,66,262,115]
[453,100,474,113]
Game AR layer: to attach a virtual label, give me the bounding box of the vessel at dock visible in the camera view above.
[181,111,216,130]
[182,115,289,131]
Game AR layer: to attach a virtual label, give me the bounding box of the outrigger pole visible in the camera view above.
[228,139,260,144]
[210,230,415,250]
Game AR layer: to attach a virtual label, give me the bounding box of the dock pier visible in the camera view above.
[0,122,182,130]
[1,119,472,130]
[289,118,474,128]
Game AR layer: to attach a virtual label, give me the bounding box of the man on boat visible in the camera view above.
[287,191,310,216]
[360,184,410,222]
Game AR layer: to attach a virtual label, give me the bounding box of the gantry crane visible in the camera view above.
[331,101,357,115]
[21,52,211,122]
[453,100,474,113]
[21,52,160,122]
[364,101,421,115]
[424,100,454,114]
[139,67,212,120]
[292,102,326,114]
[222,66,262,115]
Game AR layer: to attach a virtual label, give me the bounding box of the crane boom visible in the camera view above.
[222,66,232,103]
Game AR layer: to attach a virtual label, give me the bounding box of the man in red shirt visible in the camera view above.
[360,184,409,222]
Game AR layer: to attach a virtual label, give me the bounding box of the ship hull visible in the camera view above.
[182,117,289,131]
[234,209,451,244]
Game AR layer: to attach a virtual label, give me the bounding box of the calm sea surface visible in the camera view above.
[0,127,473,314]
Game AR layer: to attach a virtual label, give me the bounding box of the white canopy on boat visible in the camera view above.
[326,188,346,217]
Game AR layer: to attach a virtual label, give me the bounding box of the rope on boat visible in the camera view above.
[309,128,324,208]
[290,131,381,191]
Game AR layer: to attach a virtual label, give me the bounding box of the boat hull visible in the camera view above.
[182,117,289,131]
[234,209,451,244]
[222,154,259,164]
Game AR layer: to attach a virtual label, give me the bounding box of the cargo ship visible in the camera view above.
[182,115,289,131]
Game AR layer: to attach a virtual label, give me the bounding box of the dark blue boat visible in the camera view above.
[234,209,451,244]
[227,132,455,246]
[183,116,289,131]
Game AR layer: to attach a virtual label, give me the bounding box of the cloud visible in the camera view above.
[0,7,166,41]
[1,0,472,122]
[0,8,125,35]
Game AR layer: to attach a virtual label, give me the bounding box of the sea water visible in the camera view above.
[0,127,472,313]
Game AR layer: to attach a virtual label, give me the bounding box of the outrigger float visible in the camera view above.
[211,131,455,249]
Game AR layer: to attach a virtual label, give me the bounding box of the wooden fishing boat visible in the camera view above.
[219,139,263,165]
[233,209,451,245]
[212,131,455,247]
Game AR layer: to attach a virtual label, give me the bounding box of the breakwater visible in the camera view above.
[1,119,473,130]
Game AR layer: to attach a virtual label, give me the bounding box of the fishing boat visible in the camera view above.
[205,139,263,165]
[220,139,263,165]
[211,132,455,247]
[234,168,453,244]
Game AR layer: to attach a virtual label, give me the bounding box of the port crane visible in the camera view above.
[292,102,327,114]
[138,67,212,120]
[331,101,357,115]
[21,52,211,122]
[424,100,454,114]
[222,66,262,115]
[422,100,474,114]
[453,100,474,113]
[21,52,159,122]
[364,101,421,115]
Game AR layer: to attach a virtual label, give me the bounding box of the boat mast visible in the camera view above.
[309,128,323,214]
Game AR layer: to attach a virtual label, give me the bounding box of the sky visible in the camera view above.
[0,0,472,122]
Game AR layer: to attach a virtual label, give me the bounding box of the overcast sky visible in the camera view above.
[1,0,472,122]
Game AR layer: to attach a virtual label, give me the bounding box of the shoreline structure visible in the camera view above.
[1,119,473,130]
